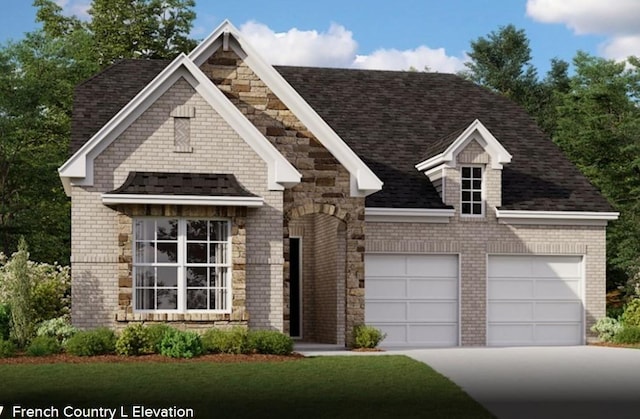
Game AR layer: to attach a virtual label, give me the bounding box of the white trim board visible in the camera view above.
[365,207,455,223]
[496,209,619,226]
[58,53,301,195]
[101,194,264,207]
[189,20,383,197]
[416,119,512,172]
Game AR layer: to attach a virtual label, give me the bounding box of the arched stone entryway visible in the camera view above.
[284,204,360,346]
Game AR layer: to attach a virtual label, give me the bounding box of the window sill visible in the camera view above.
[116,311,243,322]
[459,215,487,222]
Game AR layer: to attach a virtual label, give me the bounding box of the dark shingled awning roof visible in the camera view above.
[109,172,258,197]
[71,59,614,213]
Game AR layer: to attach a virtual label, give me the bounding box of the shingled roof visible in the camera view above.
[109,172,258,197]
[70,59,613,212]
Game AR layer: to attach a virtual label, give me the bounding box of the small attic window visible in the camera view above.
[461,166,483,216]
[171,105,195,153]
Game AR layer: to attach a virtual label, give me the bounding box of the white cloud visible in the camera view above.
[239,21,358,68]
[601,35,640,62]
[526,0,640,60]
[54,0,91,20]
[354,46,466,73]
[239,21,466,73]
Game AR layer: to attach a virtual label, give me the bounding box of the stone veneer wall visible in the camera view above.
[200,50,366,344]
[71,78,283,330]
[114,205,248,330]
[366,140,607,345]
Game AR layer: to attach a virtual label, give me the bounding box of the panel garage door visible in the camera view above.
[488,255,583,346]
[365,254,458,347]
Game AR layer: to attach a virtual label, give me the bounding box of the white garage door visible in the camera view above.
[488,255,583,346]
[365,254,458,347]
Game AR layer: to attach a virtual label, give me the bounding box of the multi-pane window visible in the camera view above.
[461,166,483,216]
[133,218,231,312]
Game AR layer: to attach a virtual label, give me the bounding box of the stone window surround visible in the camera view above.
[132,217,232,314]
[115,204,249,324]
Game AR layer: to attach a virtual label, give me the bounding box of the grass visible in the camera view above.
[0,355,493,418]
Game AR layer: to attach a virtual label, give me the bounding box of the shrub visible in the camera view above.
[613,326,640,344]
[0,240,71,348]
[202,327,250,354]
[2,239,35,348]
[159,329,203,358]
[31,263,71,323]
[591,317,623,342]
[26,336,62,356]
[0,304,10,340]
[248,330,294,355]
[115,324,152,356]
[0,338,16,358]
[36,316,77,344]
[353,325,386,349]
[65,328,117,356]
[621,299,640,327]
[145,324,174,354]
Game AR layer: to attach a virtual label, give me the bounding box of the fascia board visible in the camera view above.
[59,52,301,194]
[416,119,513,173]
[181,59,301,189]
[102,194,264,207]
[365,207,454,223]
[188,19,233,66]
[190,21,382,196]
[234,38,382,196]
[496,209,620,225]
[415,154,444,172]
[59,55,189,180]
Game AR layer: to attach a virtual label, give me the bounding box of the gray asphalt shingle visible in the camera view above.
[70,59,613,212]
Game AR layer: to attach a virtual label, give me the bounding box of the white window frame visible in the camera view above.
[132,217,232,314]
[460,165,485,217]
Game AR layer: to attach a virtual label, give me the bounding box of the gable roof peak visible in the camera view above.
[190,19,382,196]
[415,119,512,172]
[59,50,301,195]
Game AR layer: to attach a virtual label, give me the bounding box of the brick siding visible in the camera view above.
[366,140,606,345]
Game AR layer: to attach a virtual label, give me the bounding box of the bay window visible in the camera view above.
[133,218,231,312]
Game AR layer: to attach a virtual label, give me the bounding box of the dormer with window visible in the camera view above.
[415,119,511,219]
[461,165,483,216]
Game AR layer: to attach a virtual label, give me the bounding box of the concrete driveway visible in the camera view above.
[400,346,640,419]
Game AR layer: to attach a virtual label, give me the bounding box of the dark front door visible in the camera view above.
[289,237,301,338]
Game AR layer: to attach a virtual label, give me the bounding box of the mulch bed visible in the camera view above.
[0,352,305,365]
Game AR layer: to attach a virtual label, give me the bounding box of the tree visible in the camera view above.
[0,0,199,263]
[0,30,97,264]
[462,24,539,112]
[88,0,197,65]
[35,0,197,66]
[535,58,571,137]
[554,52,640,292]
[461,25,572,137]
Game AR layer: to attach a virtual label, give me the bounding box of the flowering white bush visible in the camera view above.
[0,240,70,346]
[591,317,623,342]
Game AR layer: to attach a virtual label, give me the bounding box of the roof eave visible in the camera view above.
[59,51,301,195]
[496,209,620,226]
[101,193,265,207]
[415,119,512,172]
[190,20,383,197]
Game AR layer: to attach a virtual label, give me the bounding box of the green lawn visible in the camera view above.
[0,355,493,418]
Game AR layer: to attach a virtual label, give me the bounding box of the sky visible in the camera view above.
[0,0,638,75]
